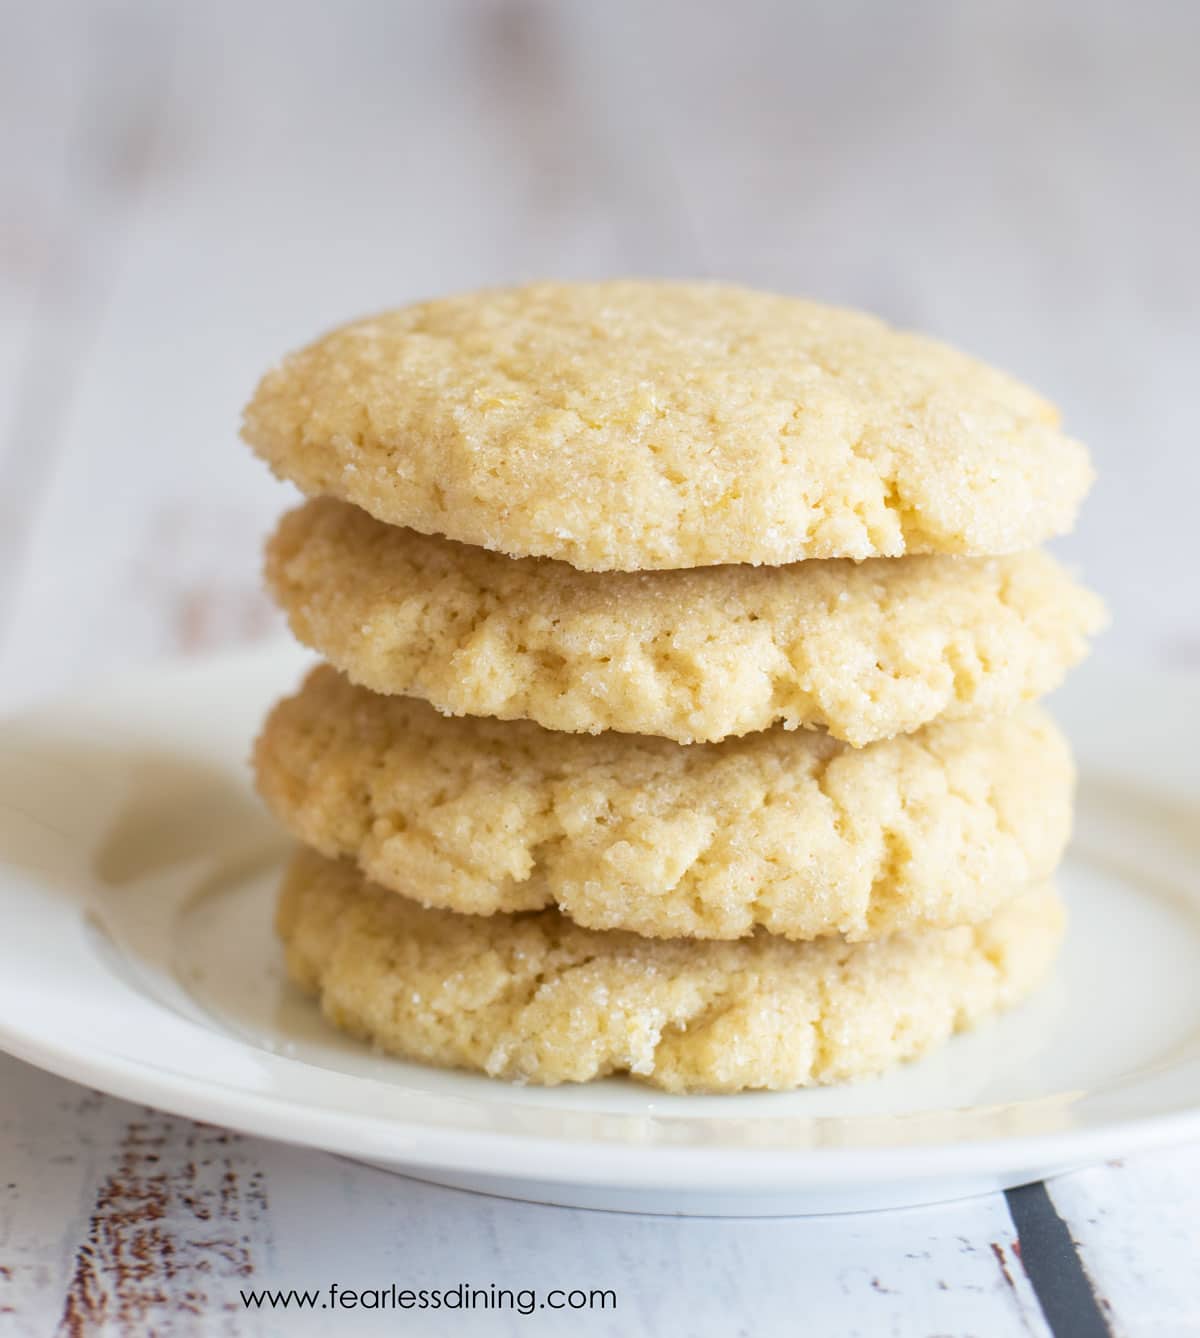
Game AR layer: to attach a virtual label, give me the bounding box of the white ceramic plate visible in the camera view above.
[0,645,1197,1216]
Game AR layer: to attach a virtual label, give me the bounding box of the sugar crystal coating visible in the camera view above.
[267,497,1104,745]
[243,280,1093,570]
[255,666,1075,943]
[278,849,1065,1092]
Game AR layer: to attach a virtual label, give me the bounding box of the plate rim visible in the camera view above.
[6,1016,1200,1190]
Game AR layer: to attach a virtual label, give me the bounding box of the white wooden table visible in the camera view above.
[1,2,1197,1333]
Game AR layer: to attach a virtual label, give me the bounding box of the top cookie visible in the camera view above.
[242,281,1093,571]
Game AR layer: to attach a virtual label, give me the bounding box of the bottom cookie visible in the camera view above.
[276,849,1065,1094]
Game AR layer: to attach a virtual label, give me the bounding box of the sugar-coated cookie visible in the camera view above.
[277,849,1065,1092]
[243,281,1092,571]
[267,498,1104,746]
[254,666,1074,943]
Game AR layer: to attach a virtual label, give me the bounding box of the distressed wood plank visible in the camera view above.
[0,3,152,635]
[1045,1149,1200,1338]
[0,1059,272,1337]
[1,1055,1053,1338]
[0,0,697,708]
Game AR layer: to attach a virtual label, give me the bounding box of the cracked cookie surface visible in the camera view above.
[277,849,1065,1091]
[254,666,1074,942]
[267,498,1104,746]
[242,280,1093,571]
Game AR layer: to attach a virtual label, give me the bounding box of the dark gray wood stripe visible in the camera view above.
[1005,1182,1112,1338]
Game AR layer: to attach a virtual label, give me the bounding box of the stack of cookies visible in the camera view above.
[244,281,1103,1093]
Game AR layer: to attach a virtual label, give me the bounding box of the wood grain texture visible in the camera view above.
[0,0,1196,1333]
[1046,1147,1200,1338]
[57,1119,268,1337]
[1,1055,1059,1338]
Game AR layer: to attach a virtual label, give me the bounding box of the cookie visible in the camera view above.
[253,667,1074,942]
[267,498,1104,746]
[277,849,1065,1092]
[242,281,1093,571]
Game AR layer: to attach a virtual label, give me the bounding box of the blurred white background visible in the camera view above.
[2,0,1197,706]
